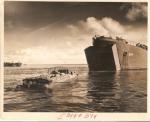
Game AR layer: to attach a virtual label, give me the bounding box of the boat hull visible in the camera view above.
[85,37,147,71]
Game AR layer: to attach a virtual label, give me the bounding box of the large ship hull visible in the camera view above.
[85,36,147,71]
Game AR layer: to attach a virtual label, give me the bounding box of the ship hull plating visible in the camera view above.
[85,37,147,71]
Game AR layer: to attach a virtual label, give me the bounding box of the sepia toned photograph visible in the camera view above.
[4,1,147,113]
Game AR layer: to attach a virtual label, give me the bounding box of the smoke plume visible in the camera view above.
[68,17,147,45]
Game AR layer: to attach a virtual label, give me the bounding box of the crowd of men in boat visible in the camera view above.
[136,43,147,50]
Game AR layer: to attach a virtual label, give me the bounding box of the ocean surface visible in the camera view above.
[4,64,147,112]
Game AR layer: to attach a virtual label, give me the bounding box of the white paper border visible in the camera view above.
[1,0,150,121]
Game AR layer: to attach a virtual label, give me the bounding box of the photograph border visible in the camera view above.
[0,0,150,121]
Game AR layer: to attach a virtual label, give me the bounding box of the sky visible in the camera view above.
[4,2,147,64]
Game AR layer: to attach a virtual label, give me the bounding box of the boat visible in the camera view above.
[4,62,22,67]
[15,68,78,90]
[84,35,147,71]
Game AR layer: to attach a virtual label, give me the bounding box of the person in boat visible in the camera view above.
[51,70,59,74]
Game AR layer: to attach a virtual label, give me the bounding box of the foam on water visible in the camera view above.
[4,64,147,112]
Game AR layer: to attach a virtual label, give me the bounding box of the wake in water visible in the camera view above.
[4,65,147,112]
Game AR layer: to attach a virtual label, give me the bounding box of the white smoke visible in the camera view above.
[81,17,125,37]
[68,17,147,45]
[126,3,147,21]
[86,17,109,36]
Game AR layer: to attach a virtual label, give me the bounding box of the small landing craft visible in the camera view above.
[16,68,78,90]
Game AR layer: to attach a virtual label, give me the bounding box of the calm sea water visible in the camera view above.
[4,64,147,112]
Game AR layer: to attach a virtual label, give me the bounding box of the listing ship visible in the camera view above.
[84,36,147,71]
[4,62,22,67]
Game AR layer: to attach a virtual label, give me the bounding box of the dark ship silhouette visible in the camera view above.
[4,62,22,67]
[85,36,147,71]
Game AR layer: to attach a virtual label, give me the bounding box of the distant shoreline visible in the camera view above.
[4,64,88,69]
